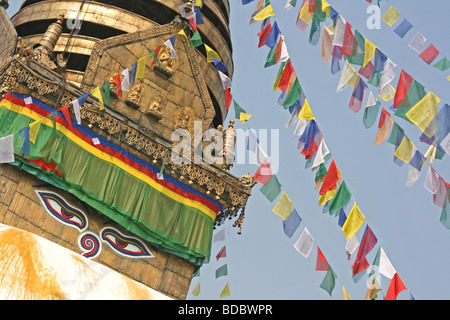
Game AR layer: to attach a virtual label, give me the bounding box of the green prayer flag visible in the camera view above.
[283,78,302,109]
[387,123,404,145]
[394,80,426,122]
[150,50,162,70]
[312,0,326,22]
[320,266,337,296]
[363,100,381,129]
[215,264,228,279]
[309,20,321,46]
[433,57,450,71]
[189,30,203,48]
[233,100,246,119]
[264,43,277,68]
[102,81,111,107]
[346,30,366,66]
[315,163,328,182]
[328,181,352,215]
[440,195,450,229]
[48,112,58,139]
[260,175,282,202]
[368,72,382,87]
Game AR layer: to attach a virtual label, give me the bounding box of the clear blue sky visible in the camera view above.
[7,1,450,300]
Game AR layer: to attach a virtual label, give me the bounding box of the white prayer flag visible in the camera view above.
[379,58,397,99]
[0,134,15,164]
[345,234,360,255]
[379,248,396,279]
[293,227,314,258]
[218,71,232,89]
[332,15,347,48]
[409,31,426,53]
[92,137,100,145]
[121,68,130,92]
[424,166,440,194]
[440,132,450,157]
[213,228,225,242]
[312,139,330,171]
[336,60,358,93]
[406,165,421,187]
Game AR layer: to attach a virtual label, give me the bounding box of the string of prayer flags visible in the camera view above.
[293,227,314,258]
[419,44,440,65]
[385,273,407,300]
[320,266,337,296]
[0,134,15,164]
[260,174,282,202]
[272,191,293,220]
[283,209,302,238]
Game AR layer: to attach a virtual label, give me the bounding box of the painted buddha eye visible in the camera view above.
[35,190,88,231]
[100,228,154,258]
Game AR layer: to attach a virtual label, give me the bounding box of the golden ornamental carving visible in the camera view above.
[142,95,164,120]
[126,83,143,109]
[174,106,195,131]
[152,45,178,77]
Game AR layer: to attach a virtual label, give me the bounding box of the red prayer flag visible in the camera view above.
[278,62,294,92]
[188,18,197,32]
[112,74,122,98]
[394,70,414,109]
[253,159,273,185]
[272,36,284,65]
[419,44,440,65]
[341,22,354,56]
[301,138,318,159]
[354,225,377,264]
[216,245,227,261]
[258,22,272,48]
[385,273,407,300]
[351,256,370,276]
[358,61,374,80]
[319,160,341,195]
[225,86,232,110]
[315,247,329,271]
[378,108,391,128]
[151,46,162,67]
[61,105,72,128]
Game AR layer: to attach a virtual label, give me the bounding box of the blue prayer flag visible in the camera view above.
[394,18,413,39]
[211,57,228,74]
[283,209,302,238]
[265,21,281,49]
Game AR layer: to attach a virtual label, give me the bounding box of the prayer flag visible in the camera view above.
[394,80,426,121]
[121,69,130,92]
[233,100,246,119]
[382,6,400,26]
[394,70,414,109]
[322,25,334,63]
[112,74,122,98]
[312,139,330,170]
[293,227,314,258]
[219,71,232,89]
[363,39,377,67]
[194,7,204,24]
[363,91,381,129]
[433,57,450,71]
[297,0,313,31]
[320,266,337,296]
[316,247,329,271]
[332,14,347,48]
[331,46,341,75]
[258,22,272,48]
[283,209,302,238]
[342,286,351,300]
[224,86,232,110]
[354,225,377,264]
[379,58,396,101]
[91,86,104,110]
[375,108,394,145]
[379,247,396,279]
[283,77,302,109]
[349,77,367,113]
[216,246,227,260]
[136,56,146,79]
[150,46,163,70]
[211,57,228,73]
[219,283,231,298]
[309,20,321,46]
[298,99,315,120]
[394,18,413,38]
[191,282,200,297]
[358,61,374,80]
[394,136,415,163]
[19,127,30,155]
[260,175,282,202]
[164,35,178,59]
[29,120,41,144]
[409,31,426,53]
[318,188,337,207]
[439,194,450,229]
[278,61,294,92]
[420,44,440,65]
[266,21,281,49]
[272,191,293,220]
[385,273,407,300]
[273,61,287,91]
[346,29,366,66]
[319,160,341,195]
[213,228,225,242]
[253,159,273,184]
[240,112,254,124]
[337,60,358,93]
[215,264,228,278]
[102,81,111,107]
[405,91,441,137]
[189,30,203,48]
[0,134,15,164]
[345,235,360,256]
[441,132,450,157]
[341,203,365,239]
[61,105,73,129]
[252,4,275,21]
[328,181,352,216]
[71,92,89,125]
[130,63,137,85]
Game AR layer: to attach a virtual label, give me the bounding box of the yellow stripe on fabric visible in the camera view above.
[2,100,217,221]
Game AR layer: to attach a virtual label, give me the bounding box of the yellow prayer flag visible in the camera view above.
[382,6,400,27]
[205,44,221,63]
[378,85,396,102]
[29,120,42,144]
[252,4,275,21]
[298,99,315,120]
[240,112,255,124]
[219,283,231,298]
[394,136,415,163]
[322,0,331,18]
[364,39,377,67]
[91,86,104,110]
[425,145,437,164]
[178,29,187,38]
[405,91,441,137]
[272,191,293,220]
[194,0,202,8]
[136,56,146,79]
[298,1,313,25]
[343,286,352,300]
[319,188,336,207]
[341,203,365,240]
[447,75,450,82]
[191,282,200,297]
